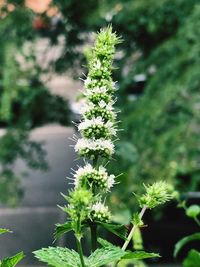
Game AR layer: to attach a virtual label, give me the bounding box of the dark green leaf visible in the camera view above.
[174,233,200,257]
[122,251,160,260]
[183,249,200,267]
[1,252,24,267]
[97,221,128,240]
[54,222,73,240]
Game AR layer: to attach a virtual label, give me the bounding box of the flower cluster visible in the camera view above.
[139,181,174,209]
[68,27,121,224]
[73,164,115,192]
[75,138,114,159]
[78,118,116,139]
[66,189,93,223]
[91,202,111,222]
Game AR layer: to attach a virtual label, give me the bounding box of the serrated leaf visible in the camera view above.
[1,252,24,267]
[97,221,128,240]
[122,251,160,260]
[34,246,83,267]
[88,241,126,267]
[0,228,12,235]
[174,233,200,257]
[183,249,200,267]
[54,222,73,240]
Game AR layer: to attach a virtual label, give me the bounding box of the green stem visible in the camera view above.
[76,237,86,267]
[122,206,147,251]
[90,223,98,252]
[194,217,200,227]
[93,156,98,167]
[76,216,85,267]
[90,156,98,252]
[113,206,147,267]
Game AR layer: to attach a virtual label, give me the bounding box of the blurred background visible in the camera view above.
[0,0,200,266]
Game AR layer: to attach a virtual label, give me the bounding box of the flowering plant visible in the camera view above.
[34,27,174,267]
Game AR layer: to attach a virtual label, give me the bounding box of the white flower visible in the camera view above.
[75,138,115,158]
[91,202,111,221]
[80,102,116,122]
[73,163,93,188]
[80,102,95,114]
[99,100,107,108]
[84,77,91,87]
[107,174,115,189]
[78,117,105,131]
[78,117,116,137]
[73,164,116,191]
[84,87,108,96]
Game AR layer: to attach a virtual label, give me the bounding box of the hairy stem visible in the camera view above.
[90,156,98,252]
[122,206,147,250]
[76,237,86,267]
[76,216,85,267]
[113,206,147,267]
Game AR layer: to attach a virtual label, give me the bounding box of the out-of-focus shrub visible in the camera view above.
[0,1,70,205]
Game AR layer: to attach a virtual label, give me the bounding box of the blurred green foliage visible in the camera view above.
[44,0,200,211]
[0,1,70,205]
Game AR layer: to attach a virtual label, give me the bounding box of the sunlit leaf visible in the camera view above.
[122,251,160,260]
[1,252,24,267]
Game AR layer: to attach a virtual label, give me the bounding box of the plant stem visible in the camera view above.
[76,216,85,267]
[90,223,98,252]
[76,237,86,267]
[113,205,147,267]
[93,156,98,167]
[194,217,200,227]
[90,156,98,252]
[122,206,147,251]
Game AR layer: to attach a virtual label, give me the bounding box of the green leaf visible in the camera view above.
[33,246,82,267]
[0,228,12,235]
[1,252,24,267]
[174,233,200,257]
[97,238,115,248]
[54,222,73,240]
[122,251,160,260]
[88,240,126,267]
[97,221,128,240]
[183,249,200,267]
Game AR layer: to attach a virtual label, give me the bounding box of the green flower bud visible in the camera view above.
[186,205,200,218]
[139,181,174,209]
[66,189,93,222]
